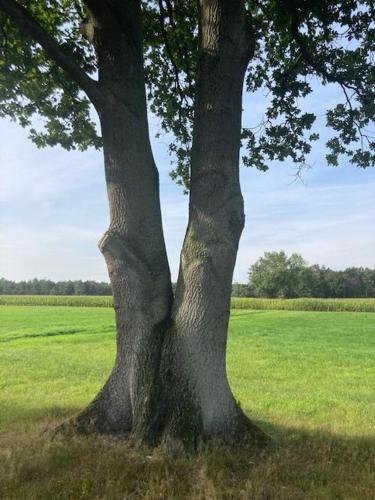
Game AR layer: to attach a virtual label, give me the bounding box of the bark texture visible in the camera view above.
[75,0,173,437]
[160,0,262,447]
[73,0,267,450]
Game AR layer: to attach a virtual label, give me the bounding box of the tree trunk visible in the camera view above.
[71,0,267,450]
[154,0,264,449]
[73,0,173,438]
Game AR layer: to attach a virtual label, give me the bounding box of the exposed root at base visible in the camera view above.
[45,400,271,454]
[45,417,272,458]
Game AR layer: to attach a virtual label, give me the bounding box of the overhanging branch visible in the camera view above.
[0,0,102,106]
[157,0,190,109]
[284,1,361,95]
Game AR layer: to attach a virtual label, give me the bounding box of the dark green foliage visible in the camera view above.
[142,0,198,191]
[243,0,375,172]
[2,268,374,298]
[248,251,311,298]
[308,265,375,298]
[246,251,375,298]
[142,0,375,186]
[0,277,112,295]
[0,0,373,189]
[232,282,254,297]
[0,0,100,151]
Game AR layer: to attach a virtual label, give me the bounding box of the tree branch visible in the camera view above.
[157,0,190,109]
[0,0,102,106]
[285,2,360,94]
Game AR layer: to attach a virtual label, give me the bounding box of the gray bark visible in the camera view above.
[158,0,263,448]
[73,0,267,450]
[75,0,173,438]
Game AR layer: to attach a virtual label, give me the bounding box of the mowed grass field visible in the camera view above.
[0,305,374,499]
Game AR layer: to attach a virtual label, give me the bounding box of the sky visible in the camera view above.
[1,84,374,283]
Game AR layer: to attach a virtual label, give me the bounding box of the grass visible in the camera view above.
[1,294,375,312]
[0,305,374,498]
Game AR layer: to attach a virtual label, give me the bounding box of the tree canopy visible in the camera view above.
[0,0,373,191]
[248,251,311,298]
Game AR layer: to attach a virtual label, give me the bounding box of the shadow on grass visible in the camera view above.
[0,329,86,343]
[230,310,273,319]
[1,325,115,343]
[0,404,83,433]
[1,407,373,499]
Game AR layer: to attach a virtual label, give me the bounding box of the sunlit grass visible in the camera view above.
[227,310,375,437]
[0,305,374,498]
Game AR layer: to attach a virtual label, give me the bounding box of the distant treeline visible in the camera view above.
[233,251,375,298]
[2,256,375,298]
[0,278,112,296]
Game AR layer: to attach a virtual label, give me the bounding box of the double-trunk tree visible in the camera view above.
[75,0,264,449]
[0,0,263,449]
[0,0,373,451]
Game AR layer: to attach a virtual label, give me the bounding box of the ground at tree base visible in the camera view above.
[1,420,374,499]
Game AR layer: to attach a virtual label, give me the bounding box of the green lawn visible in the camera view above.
[0,305,374,499]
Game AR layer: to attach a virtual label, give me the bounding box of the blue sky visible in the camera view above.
[1,83,374,283]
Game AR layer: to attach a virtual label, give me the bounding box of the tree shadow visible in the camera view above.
[1,408,373,499]
[0,404,82,433]
[201,418,374,498]
[1,325,115,343]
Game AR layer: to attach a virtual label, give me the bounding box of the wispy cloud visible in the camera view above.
[235,166,375,279]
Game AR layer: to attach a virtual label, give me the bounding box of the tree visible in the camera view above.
[287,253,314,298]
[249,251,311,298]
[249,251,288,298]
[232,282,253,297]
[0,0,373,450]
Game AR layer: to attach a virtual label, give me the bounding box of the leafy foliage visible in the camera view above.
[248,251,311,298]
[248,251,375,298]
[0,0,373,183]
[242,0,375,172]
[142,0,374,185]
[142,0,198,191]
[0,0,100,150]
[0,277,112,295]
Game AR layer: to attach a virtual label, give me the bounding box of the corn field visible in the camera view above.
[230,297,375,312]
[1,295,375,312]
[0,295,113,307]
